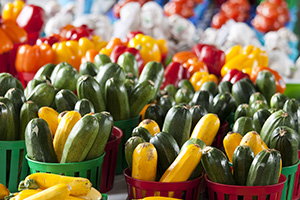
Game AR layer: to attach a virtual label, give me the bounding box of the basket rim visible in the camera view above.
[281,159,300,173]
[123,168,203,186]
[26,152,105,167]
[205,173,287,189]
[114,115,140,127]
[106,126,123,145]
[0,140,26,149]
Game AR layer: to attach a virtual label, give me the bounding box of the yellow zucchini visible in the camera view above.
[190,113,220,146]
[24,173,91,196]
[53,111,81,162]
[132,142,158,181]
[74,187,102,200]
[159,144,202,182]
[13,189,42,200]
[138,119,160,136]
[223,132,243,163]
[38,106,59,137]
[57,111,69,124]
[0,183,9,199]
[23,184,70,200]
[239,131,268,156]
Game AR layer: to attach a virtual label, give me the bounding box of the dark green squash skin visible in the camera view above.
[270,93,289,110]
[0,103,9,140]
[0,97,16,140]
[232,116,256,136]
[255,70,276,103]
[27,83,56,108]
[124,136,145,171]
[234,104,250,121]
[0,73,23,96]
[218,81,232,94]
[20,101,39,140]
[74,99,95,117]
[117,52,139,78]
[131,126,152,142]
[189,90,213,112]
[190,105,208,132]
[79,62,98,77]
[211,92,236,122]
[200,81,219,97]
[178,79,195,93]
[54,89,78,112]
[232,78,257,106]
[144,104,164,129]
[253,109,271,133]
[94,53,111,69]
[283,98,299,133]
[248,92,267,106]
[25,118,58,163]
[249,100,269,116]
[34,63,56,79]
[174,88,194,105]
[157,95,175,117]
[232,145,254,185]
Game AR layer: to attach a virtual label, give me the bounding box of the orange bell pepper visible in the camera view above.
[172,51,197,64]
[183,57,208,76]
[81,49,98,63]
[189,71,218,91]
[0,29,14,54]
[250,66,286,93]
[1,21,27,44]
[99,37,123,57]
[2,0,25,22]
[15,43,54,73]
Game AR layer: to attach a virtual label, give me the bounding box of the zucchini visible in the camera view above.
[255,70,276,103]
[162,105,192,147]
[124,136,146,171]
[105,77,130,121]
[51,63,79,92]
[269,126,299,167]
[144,104,164,129]
[249,92,267,105]
[94,53,111,69]
[232,78,257,106]
[0,72,24,96]
[218,81,232,93]
[128,80,156,118]
[54,89,78,112]
[232,116,256,136]
[283,98,299,133]
[252,109,271,133]
[27,83,56,108]
[163,84,177,98]
[60,115,100,163]
[189,90,213,112]
[190,105,208,132]
[74,99,95,116]
[234,103,250,121]
[79,62,98,77]
[174,88,194,104]
[223,132,243,163]
[178,79,195,93]
[149,132,180,176]
[270,93,288,109]
[211,92,236,122]
[34,63,56,79]
[50,62,71,83]
[0,103,9,140]
[249,100,269,116]
[0,97,17,140]
[200,81,218,96]
[25,118,58,163]
[117,52,139,78]
[131,126,152,142]
[24,78,48,99]
[232,145,254,185]
[20,101,39,140]
[246,149,281,186]
[157,95,175,117]
[201,146,235,185]
[77,75,106,113]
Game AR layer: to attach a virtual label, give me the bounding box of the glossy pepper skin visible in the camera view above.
[221,69,249,84]
[36,34,61,46]
[16,4,45,34]
[190,71,218,91]
[192,44,225,77]
[59,24,94,41]
[160,62,190,89]
[2,0,25,22]
[0,29,14,54]
[15,43,54,73]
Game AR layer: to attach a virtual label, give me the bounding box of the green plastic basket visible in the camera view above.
[257,0,298,9]
[0,140,29,193]
[102,193,107,200]
[281,160,300,200]
[114,116,140,174]
[26,153,105,190]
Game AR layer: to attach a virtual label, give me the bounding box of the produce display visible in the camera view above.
[0,0,300,199]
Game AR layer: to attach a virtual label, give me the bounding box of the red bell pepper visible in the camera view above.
[110,44,144,74]
[60,25,94,41]
[16,5,45,34]
[221,69,249,84]
[126,31,144,43]
[160,62,190,89]
[192,44,225,77]
[36,34,61,46]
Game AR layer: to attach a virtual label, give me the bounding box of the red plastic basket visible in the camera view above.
[292,150,300,200]
[18,71,35,87]
[0,52,10,73]
[123,168,205,200]
[211,121,229,150]
[205,174,287,200]
[100,126,123,193]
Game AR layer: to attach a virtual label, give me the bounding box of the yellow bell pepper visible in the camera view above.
[2,0,25,22]
[190,71,218,91]
[92,35,107,51]
[221,45,268,77]
[128,34,162,64]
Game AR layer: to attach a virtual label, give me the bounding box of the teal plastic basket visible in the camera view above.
[114,116,140,174]
[26,153,105,190]
[281,160,300,200]
[0,140,29,192]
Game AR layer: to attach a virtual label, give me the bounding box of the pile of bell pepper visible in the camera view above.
[163,0,203,18]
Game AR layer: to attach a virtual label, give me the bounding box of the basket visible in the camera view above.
[17,72,35,87]
[205,174,287,200]
[26,153,105,190]
[281,160,300,200]
[124,168,205,200]
[292,151,300,199]
[100,126,123,193]
[114,116,140,174]
[0,140,29,192]
[211,121,229,151]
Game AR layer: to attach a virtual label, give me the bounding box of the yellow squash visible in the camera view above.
[24,173,91,196]
[38,106,59,137]
[53,111,81,162]
[159,144,202,182]
[190,113,220,146]
[0,183,10,199]
[223,132,243,163]
[239,131,268,156]
[23,184,70,200]
[74,187,102,200]
[132,142,157,181]
[138,119,160,136]
[57,111,69,124]
[13,189,42,200]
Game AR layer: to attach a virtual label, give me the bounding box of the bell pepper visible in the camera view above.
[172,51,197,64]
[221,45,268,77]
[126,31,144,44]
[0,29,14,54]
[59,24,94,41]
[99,37,124,57]
[189,71,219,91]
[16,4,45,34]
[1,21,27,44]
[15,43,54,73]
[2,0,25,22]
[160,62,190,89]
[221,69,249,84]
[110,44,144,74]
[92,36,107,51]
[128,34,161,65]
[250,66,286,93]
[192,44,225,77]
[163,0,195,18]
[52,41,81,71]
[183,57,208,76]
[36,34,61,46]
[81,49,99,63]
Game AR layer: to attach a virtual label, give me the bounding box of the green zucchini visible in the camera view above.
[117,52,139,78]
[27,83,56,108]
[0,97,16,140]
[60,115,100,163]
[0,103,9,140]
[20,101,39,140]
[174,88,194,105]
[270,93,288,109]
[232,78,257,106]
[0,73,24,96]
[200,81,218,96]
[25,118,58,163]
[234,104,250,121]
[144,104,164,129]
[54,89,78,112]
[232,116,256,136]
[125,136,146,171]
[79,62,98,77]
[34,63,56,79]
[131,126,152,142]
[255,70,276,103]
[24,78,48,99]
[190,105,208,132]
[252,109,271,133]
[51,63,79,92]
[248,92,267,105]
[74,99,95,117]
[218,81,232,93]
[189,90,213,112]
[94,53,111,69]
[157,95,175,117]
[249,100,269,116]
[163,84,177,98]
[211,92,236,122]
[283,98,299,133]
[178,79,195,93]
